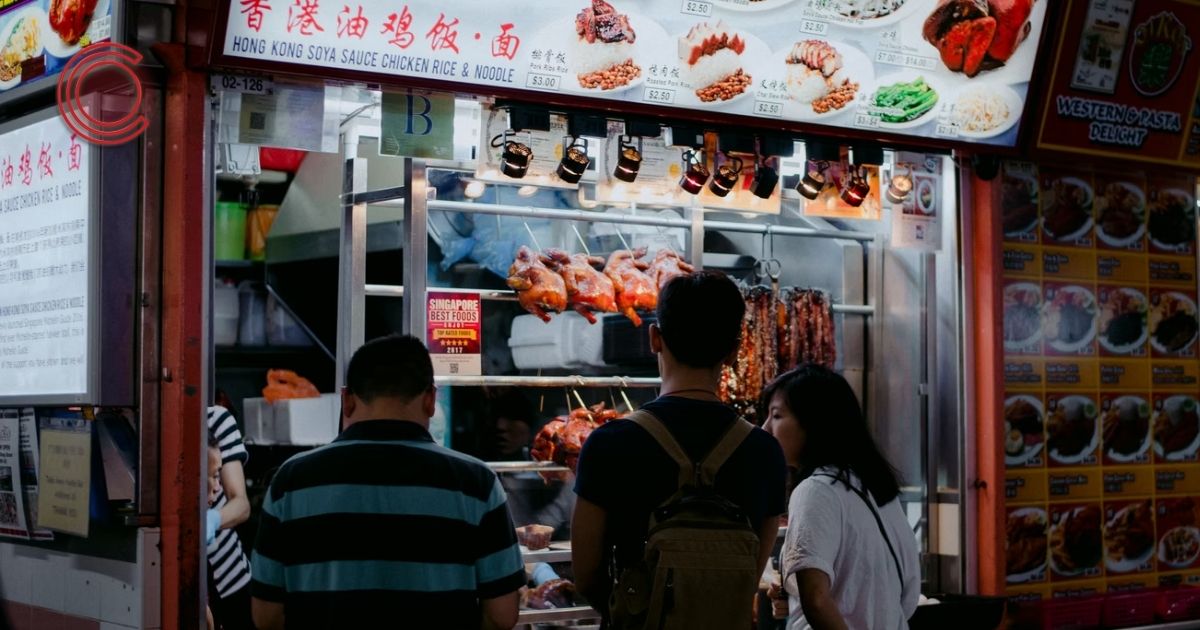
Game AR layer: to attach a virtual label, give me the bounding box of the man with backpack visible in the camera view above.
[572,270,788,629]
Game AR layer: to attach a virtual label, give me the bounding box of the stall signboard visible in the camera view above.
[220,0,1050,148]
[426,291,482,376]
[1001,161,1200,601]
[380,88,455,159]
[1037,0,1200,168]
[0,113,95,404]
[0,0,115,104]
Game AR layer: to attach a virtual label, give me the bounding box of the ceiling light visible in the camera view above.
[797,160,828,200]
[840,164,871,207]
[708,153,743,198]
[679,150,710,195]
[885,167,913,204]
[464,181,486,199]
[750,157,778,200]
[613,135,642,183]
[492,131,532,179]
[517,185,538,197]
[556,136,590,184]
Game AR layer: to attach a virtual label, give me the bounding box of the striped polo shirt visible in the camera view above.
[250,420,525,629]
[207,406,252,599]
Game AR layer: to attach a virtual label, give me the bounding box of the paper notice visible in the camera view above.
[0,410,28,539]
[37,423,91,537]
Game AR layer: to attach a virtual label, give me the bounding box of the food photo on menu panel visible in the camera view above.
[1007,505,1049,584]
[0,0,107,92]
[1050,502,1104,580]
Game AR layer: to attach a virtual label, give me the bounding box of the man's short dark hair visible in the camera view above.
[345,334,434,403]
[656,270,744,368]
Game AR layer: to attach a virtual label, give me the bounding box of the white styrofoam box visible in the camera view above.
[509,312,605,370]
[241,397,275,444]
[273,394,339,445]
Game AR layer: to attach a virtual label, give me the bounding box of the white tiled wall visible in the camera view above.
[0,528,161,629]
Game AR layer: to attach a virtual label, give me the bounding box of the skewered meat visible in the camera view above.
[527,579,577,610]
[604,248,658,327]
[507,246,568,323]
[649,249,696,292]
[922,0,1033,77]
[530,403,621,474]
[546,248,618,324]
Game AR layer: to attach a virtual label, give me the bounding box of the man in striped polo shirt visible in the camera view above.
[250,335,524,630]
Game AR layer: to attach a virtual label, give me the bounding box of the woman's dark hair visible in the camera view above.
[762,364,902,505]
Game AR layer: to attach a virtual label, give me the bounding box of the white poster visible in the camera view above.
[0,410,29,539]
[18,408,51,540]
[890,152,942,251]
[0,115,91,400]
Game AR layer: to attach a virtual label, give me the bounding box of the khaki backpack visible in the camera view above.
[608,410,761,630]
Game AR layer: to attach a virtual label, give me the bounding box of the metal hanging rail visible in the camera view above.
[704,219,876,242]
[428,199,692,229]
[436,375,662,388]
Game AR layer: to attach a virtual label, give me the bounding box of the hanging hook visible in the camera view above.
[524,221,544,252]
[571,224,591,256]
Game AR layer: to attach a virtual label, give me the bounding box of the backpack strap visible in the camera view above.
[628,410,694,490]
[698,419,754,486]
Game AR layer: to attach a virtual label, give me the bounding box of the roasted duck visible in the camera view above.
[922,0,1033,77]
[604,248,658,327]
[649,249,696,292]
[531,403,621,475]
[546,249,618,324]
[50,0,99,46]
[507,246,568,323]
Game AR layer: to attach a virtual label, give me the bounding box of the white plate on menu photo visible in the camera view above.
[534,12,670,97]
[778,39,874,122]
[709,0,799,12]
[674,31,773,110]
[866,70,947,131]
[803,0,925,29]
[42,0,110,58]
[0,6,48,90]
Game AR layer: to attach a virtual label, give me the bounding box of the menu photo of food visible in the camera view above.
[1153,394,1200,463]
[1101,393,1151,465]
[1050,503,1104,580]
[779,39,869,120]
[1043,283,1098,356]
[1156,498,1200,571]
[1001,163,1039,242]
[712,0,799,12]
[1008,506,1049,584]
[556,0,659,93]
[0,3,46,91]
[1005,393,1045,468]
[1046,392,1100,467]
[1094,179,1147,251]
[675,21,763,107]
[1147,182,1197,256]
[1097,285,1148,356]
[802,0,922,26]
[1003,280,1042,354]
[948,84,1022,139]
[1041,173,1095,247]
[45,0,105,58]
[866,72,943,130]
[1105,499,1156,574]
[1149,289,1199,358]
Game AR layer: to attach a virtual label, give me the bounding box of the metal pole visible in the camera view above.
[336,155,367,391]
[403,158,430,337]
[689,206,705,267]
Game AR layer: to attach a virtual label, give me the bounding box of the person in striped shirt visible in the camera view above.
[250,334,525,630]
[206,405,254,629]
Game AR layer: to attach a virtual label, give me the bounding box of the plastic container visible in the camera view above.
[246,204,279,261]
[213,279,239,346]
[509,312,605,369]
[266,293,312,346]
[237,281,267,346]
[214,202,247,261]
[241,397,274,444]
[273,394,339,445]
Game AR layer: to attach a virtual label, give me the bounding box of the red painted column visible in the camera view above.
[156,42,206,630]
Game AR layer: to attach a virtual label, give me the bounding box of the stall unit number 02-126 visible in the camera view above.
[212,74,274,95]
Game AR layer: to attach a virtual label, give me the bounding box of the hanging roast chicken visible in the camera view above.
[922,0,1035,77]
[545,249,618,324]
[531,402,621,474]
[507,246,568,322]
[649,249,696,292]
[604,248,658,327]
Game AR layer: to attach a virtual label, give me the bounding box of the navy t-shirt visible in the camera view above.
[574,396,788,571]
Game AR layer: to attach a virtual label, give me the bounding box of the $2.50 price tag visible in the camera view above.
[643,88,676,105]
[681,0,713,17]
[754,101,783,117]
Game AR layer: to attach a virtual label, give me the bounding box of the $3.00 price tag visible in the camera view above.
[526,73,562,91]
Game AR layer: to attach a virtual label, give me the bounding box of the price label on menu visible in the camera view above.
[904,55,939,71]
[754,100,784,117]
[525,73,562,91]
[854,113,881,129]
[875,50,903,67]
[643,88,676,105]
[935,123,959,137]
[681,0,713,17]
[800,20,828,36]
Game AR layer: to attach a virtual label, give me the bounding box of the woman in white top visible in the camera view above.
[763,365,921,630]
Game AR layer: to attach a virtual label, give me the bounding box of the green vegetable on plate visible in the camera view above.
[871,77,939,123]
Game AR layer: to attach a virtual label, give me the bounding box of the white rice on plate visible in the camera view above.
[571,37,635,75]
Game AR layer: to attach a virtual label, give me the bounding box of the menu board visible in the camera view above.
[1001,161,1200,603]
[0,114,93,402]
[1037,0,1200,168]
[220,0,1049,147]
[0,0,115,103]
